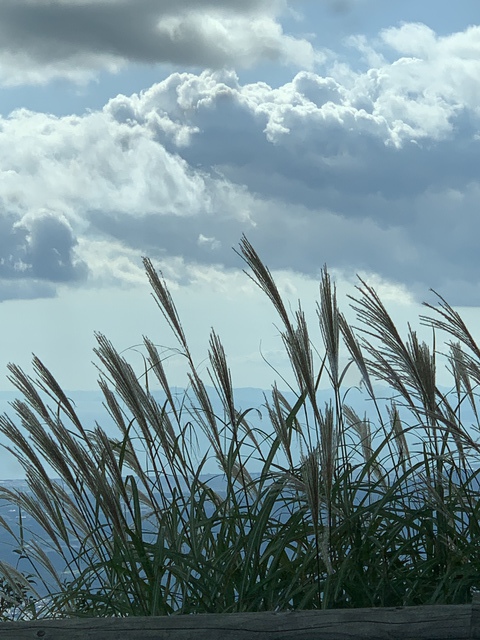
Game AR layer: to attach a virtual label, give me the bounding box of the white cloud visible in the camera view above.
[380,22,438,57]
[198,234,221,251]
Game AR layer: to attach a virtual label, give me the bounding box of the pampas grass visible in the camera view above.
[0,235,479,619]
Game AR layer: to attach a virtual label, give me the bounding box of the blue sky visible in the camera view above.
[0,0,478,400]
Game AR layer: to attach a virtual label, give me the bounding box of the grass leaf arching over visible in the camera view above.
[0,235,480,618]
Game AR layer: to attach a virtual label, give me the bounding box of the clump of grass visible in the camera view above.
[0,235,480,618]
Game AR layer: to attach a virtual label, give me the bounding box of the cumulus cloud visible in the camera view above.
[0,0,316,85]
[0,209,87,300]
[1,23,480,304]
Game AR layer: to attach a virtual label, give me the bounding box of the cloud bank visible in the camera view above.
[0,0,316,85]
[1,22,480,303]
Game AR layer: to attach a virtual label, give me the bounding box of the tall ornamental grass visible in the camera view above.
[0,235,479,619]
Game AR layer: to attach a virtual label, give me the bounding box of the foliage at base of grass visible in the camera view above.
[0,235,480,619]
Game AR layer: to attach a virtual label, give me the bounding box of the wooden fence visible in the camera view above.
[1,594,479,639]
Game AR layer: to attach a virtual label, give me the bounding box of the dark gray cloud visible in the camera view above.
[25,215,89,282]
[0,212,88,300]
[0,0,313,83]
[88,206,249,272]
[325,0,356,13]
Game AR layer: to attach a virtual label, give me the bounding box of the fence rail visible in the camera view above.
[1,594,479,640]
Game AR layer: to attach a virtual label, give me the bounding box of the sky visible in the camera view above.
[0,0,479,401]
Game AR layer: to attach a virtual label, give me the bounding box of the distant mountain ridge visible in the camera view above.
[0,383,475,480]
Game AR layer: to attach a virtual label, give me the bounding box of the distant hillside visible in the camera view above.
[0,383,474,480]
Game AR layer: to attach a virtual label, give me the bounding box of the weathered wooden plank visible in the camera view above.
[470,593,480,639]
[0,608,471,640]
[0,602,474,640]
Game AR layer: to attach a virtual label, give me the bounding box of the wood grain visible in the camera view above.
[0,596,478,640]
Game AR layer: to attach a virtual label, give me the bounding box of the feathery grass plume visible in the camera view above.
[348,278,471,468]
[281,308,322,431]
[422,290,480,361]
[318,266,340,387]
[264,385,297,472]
[342,405,386,487]
[447,341,480,425]
[339,313,374,398]
[30,356,86,436]
[208,331,236,430]
[143,336,183,426]
[348,279,425,412]
[316,402,338,519]
[386,402,410,475]
[318,267,358,480]
[236,235,294,338]
[95,332,192,490]
[421,293,480,456]
[143,257,189,356]
[337,310,402,462]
